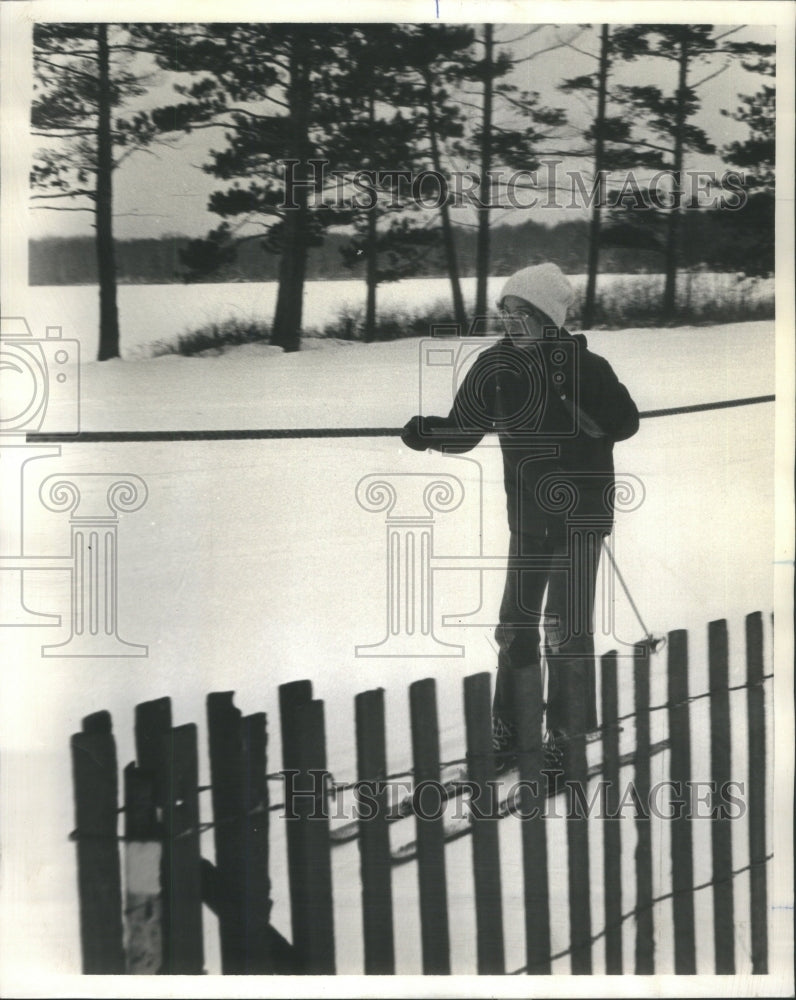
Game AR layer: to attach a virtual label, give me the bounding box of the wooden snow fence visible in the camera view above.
[70,612,771,976]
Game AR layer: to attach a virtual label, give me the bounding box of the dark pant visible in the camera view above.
[493,527,605,738]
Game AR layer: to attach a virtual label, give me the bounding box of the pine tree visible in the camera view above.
[139,23,353,352]
[721,41,775,191]
[559,25,650,327]
[387,24,478,329]
[718,40,775,275]
[609,26,749,320]
[31,23,158,360]
[320,25,441,342]
[461,25,568,320]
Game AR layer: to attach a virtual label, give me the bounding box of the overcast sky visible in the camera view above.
[27,22,776,241]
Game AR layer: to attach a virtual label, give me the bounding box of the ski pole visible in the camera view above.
[601,538,666,653]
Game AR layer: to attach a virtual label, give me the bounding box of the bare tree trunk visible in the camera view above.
[583,25,610,330]
[95,23,120,361]
[364,92,378,343]
[474,23,493,321]
[272,203,307,352]
[364,209,378,342]
[425,78,467,330]
[272,31,310,352]
[662,34,688,322]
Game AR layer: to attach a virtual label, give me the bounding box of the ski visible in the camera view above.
[328,760,469,844]
[329,727,615,845]
[390,737,671,864]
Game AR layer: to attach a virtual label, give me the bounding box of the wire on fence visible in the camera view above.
[176,671,772,806]
[74,670,773,836]
[432,670,774,776]
[510,853,774,974]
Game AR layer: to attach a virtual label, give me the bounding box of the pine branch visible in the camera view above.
[32,128,95,138]
[692,61,731,89]
[113,145,151,168]
[474,25,545,48]
[556,29,599,62]
[263,55,290,74]
[113,211,169,218]
[453,97,483,112]
[34,46,99,61]
[107,44,189,56]
[30,190,95,200]
[712,26,746,43]
[536,145,594,158]
[227,100,290,116]
[498,29,545,45]
[30,204,95,212]
[165,119,246,133]
[606,135,673,155]
[34,57,98,85]
[506,40,570,65]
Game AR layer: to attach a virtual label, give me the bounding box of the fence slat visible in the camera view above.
[355,688,395,974]
[206,694,272,973]
[279,679,313,968]
[206,692,243,969]
[291,699,336,974]
[633,643,654,974]
[123,763,162,974]
[512,665,550,974]
[463,672,504,975]
[708,619,735,973]
[409,678,450,975]
[600,651,622,974]
[667,629,696,974]
[70,711,125,974]
[746,611,768,974]
[206,692,244,972]
[566,728,592,973]
[158,723,204,974]
[134,697,172,789]
[241,712,274,968]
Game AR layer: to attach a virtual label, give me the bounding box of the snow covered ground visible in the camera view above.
[19,273,774,361]
[0,292,792,993]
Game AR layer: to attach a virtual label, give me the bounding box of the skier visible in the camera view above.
[401,262,640,778]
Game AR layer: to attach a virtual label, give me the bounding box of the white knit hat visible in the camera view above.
[497,262,574,329]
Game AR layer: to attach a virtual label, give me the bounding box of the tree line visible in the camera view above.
[31,22,774,359]
[30,204,772,287]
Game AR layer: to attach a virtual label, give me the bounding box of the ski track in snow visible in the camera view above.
[0,304,780,978]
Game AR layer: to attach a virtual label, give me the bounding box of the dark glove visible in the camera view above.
[401,415,430,451]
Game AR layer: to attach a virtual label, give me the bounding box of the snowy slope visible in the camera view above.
[64,318,775,430]
[0,316,784,985]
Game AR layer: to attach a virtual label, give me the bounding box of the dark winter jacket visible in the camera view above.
[406,331,639,539]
